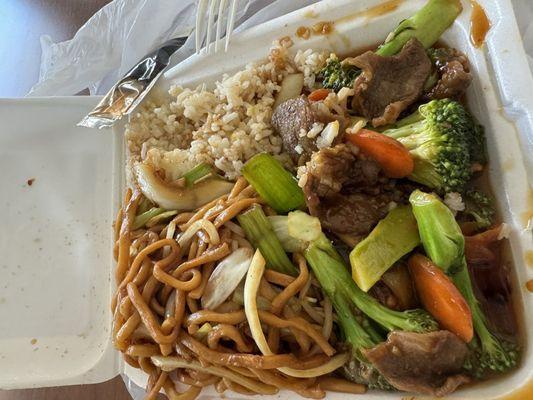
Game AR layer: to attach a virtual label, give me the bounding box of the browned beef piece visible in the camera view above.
[348,38,431,127]
[271,95,319,165]
[426,48,472,100]
[304,144,381,197]
[303,144,402,238]
[362,331,470,397]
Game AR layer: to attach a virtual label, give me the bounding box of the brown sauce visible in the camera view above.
[337,0,403,24]
[470,0,491,48]
[312,21,333,35]
[499,379,533,400]
[295,21,333,40]
[527,280,533,292]
[525,250,533,268]
[296,26,311,40]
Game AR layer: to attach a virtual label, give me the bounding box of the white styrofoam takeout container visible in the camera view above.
[0,0,532,398]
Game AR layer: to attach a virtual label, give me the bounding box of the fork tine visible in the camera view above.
[205,0,219,54]
[225,0,238,52]
[215,0,228,53]
[195,0,209,54]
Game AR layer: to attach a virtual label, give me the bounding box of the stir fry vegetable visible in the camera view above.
[350,206,420,292]
[461,190,496,231]
[408,254,473,342]
[134,162,234,210]
[237,205,298,275]
[242,153,305,213]
[382,99,485,193]
[346,129,414,178]
[319,0,462,92]
[183,162,214,186]
[409,190,518,377]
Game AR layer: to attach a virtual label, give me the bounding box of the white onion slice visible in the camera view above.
[134,162,233,211]
[201,247,254,310]
[243,249,348,378]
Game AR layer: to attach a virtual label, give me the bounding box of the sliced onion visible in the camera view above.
[267,216,307,253]
[202,248,254,310]
[243,249,347,378]
[177,219,220,249]
[151,356,278,395]
[273,73,304,109]
[134,162,233,211]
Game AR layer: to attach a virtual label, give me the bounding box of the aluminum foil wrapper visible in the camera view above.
[78,37,187,129]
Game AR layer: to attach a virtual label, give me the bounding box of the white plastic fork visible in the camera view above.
[195,0,238,55]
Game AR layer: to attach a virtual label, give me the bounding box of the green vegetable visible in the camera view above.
[145,210,178,228]
[318,0,462,92]
[409,190,464,274]
[287,210,322,242]
[350,206,420,292]
[237,205,298,275]
[241,153,305,213]
[306,238,437,334]
[268,211,437,388]
[267,216,307,253]
[305,234,437,388]
[194,322,212,341]
[318,58,361,92]
[409,190,519,377]
[133,207,165,230]
[382,99,484,193]
[183,163,214,187]
[461,190,495,231]
[376,0,462,56]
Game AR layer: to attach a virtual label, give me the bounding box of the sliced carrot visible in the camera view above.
[408,254,473,342]
[308,88,331,102]
[346,129,414,178]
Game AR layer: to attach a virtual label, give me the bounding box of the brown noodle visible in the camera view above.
[112,183,366,399]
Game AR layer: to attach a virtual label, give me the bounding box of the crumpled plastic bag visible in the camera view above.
[26,0,533,97]
[27,0,318,96]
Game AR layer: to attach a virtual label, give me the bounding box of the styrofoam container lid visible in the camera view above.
[0,0,532,398]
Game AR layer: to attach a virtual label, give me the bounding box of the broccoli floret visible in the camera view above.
[318,0,462,92]
[382,99,483,193]
[455,265,519,378]
[461,190,495,230]
[409,190,519,377]
[468,121,487,166]
[376,0,463,57]
[318,58,360,92]
[305,235,438,389]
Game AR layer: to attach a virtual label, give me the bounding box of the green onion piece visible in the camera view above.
[137,196,154,215]
[242,153,305,213]
[183,163,214,187]
[133,207,166,230]
[146,210,178,227]
[237,205,298,276]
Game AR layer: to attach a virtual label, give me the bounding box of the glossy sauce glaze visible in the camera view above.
[470,0,491,48]
[296,21,333,40]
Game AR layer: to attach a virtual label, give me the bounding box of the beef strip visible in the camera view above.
[271,95,319,165]
[348,38,431,127]
[426,47,472,100]
[362,331,470,397]
[303,144,403,239]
